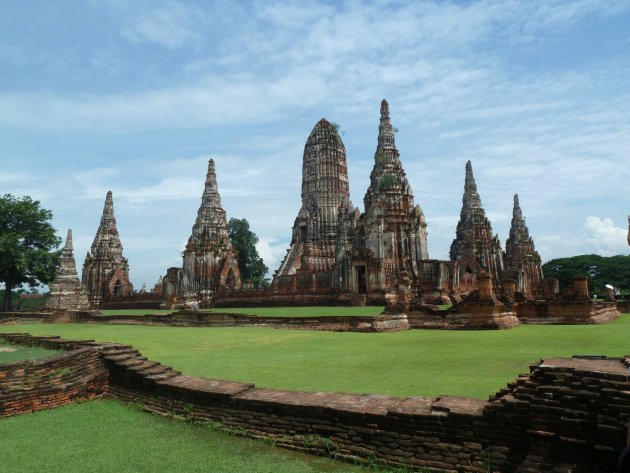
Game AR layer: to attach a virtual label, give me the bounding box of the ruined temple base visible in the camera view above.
[43,310,99,324]
[516,301,620,324]
[408,302,520,330]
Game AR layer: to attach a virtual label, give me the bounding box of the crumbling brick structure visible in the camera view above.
[45,229,90,310]
[162,159,242,308]
[82,191,133,306]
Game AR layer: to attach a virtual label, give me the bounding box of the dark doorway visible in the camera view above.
[356,266,367,294]
[113,279,122,296]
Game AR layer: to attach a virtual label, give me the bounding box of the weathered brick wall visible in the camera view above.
[516,301,619,324]
[67,311,409,332]
[0,338,109,417]
[2,333,629,472]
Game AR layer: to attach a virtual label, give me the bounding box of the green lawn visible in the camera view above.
[3,315,629,399]
[0,400,365,473]
[0,341,58,364]
[98,306,384,317]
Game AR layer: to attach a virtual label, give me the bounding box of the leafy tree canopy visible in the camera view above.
[0,194,61,310]
[542,254,630,295]
[227,218,269,288]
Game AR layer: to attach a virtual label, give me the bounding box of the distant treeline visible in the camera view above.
[542,254,630,295]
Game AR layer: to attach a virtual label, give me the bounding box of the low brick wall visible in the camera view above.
[0,338,108,417]
[2,333,629,472]
[516,301,620,324]
[66,311,410,332]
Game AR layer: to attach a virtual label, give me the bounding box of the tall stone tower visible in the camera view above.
[362,100,428,265]
[504,194,544,299]
[450,161,504,293]
[46,229,90,310]
[82,191,133,306]
[274,119,354,279]
[336,100,428,296]
[163,159,241,307]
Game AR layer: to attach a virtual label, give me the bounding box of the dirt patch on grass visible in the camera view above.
[0,346,17,353]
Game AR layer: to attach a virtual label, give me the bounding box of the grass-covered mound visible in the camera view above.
[0,341,58,364]
[0,400,364,473]
[3,314,629,399]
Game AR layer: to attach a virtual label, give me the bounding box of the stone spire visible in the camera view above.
[504,194,544,299]
[450,161,504,292]
[82,191,133,306]
[90,191,123,258]
[190,159,225,243]
[275,118,353,277]
[361,99,428,275]
[508,194,528,242]
[46,229,90,310]
[175,159,241,305]
[462,160,483,211]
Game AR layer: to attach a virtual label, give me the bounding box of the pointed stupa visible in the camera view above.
[275,118,353,277]
[504,194,544,298]
[450,161,504,291]
[362,99,428,266]
[177,159,242,303]
[46,229,90,310]
[190,159,226,243]
[82,191,133,306]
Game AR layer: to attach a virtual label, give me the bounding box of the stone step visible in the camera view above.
[126,361,160,372]
[100,347,139,357]
[103,353,136,362]
[136,364,171,376]
[146,371,180,383]
[116,357,148,367]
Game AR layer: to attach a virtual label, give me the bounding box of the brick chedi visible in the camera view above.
[82,191,133,306]
[273,119,354,293]
[335,100,428,300]
[45,229,90,310]
[503,194,544,299]
[449,161,504,295]
[163,159,241,308]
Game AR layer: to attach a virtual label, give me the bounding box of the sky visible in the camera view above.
[1,0,629,290]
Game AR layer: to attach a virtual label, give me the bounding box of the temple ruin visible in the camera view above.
[45,229,90,310]
[214,99,548,308]
[503,194,544,300]
[272,118,354,295]
[334,99,429,302]
[82,191,133,306]
[162,159,242,308]
[449,160,505,297]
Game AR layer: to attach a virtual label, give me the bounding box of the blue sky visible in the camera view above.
[1,0,629,289]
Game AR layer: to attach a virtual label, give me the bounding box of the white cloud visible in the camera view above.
[584,216,628,256]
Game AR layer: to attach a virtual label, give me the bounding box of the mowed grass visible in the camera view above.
[0,341,58,364]
[2,315,629,399]
[98,306,384,317]
[0,400,364,473]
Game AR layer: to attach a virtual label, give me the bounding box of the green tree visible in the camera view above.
[0,194,61,311]
[542,254,630,295]
[227,218,269,289]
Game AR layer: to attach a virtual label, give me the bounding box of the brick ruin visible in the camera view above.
[334,100,429,304]
[2,332,629,473]
[221,99,546,308]
[45,229,90,311]
[81,191,133,306]
[61,99,620,318]
[272,118,354,296]
[161,159,242,308]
